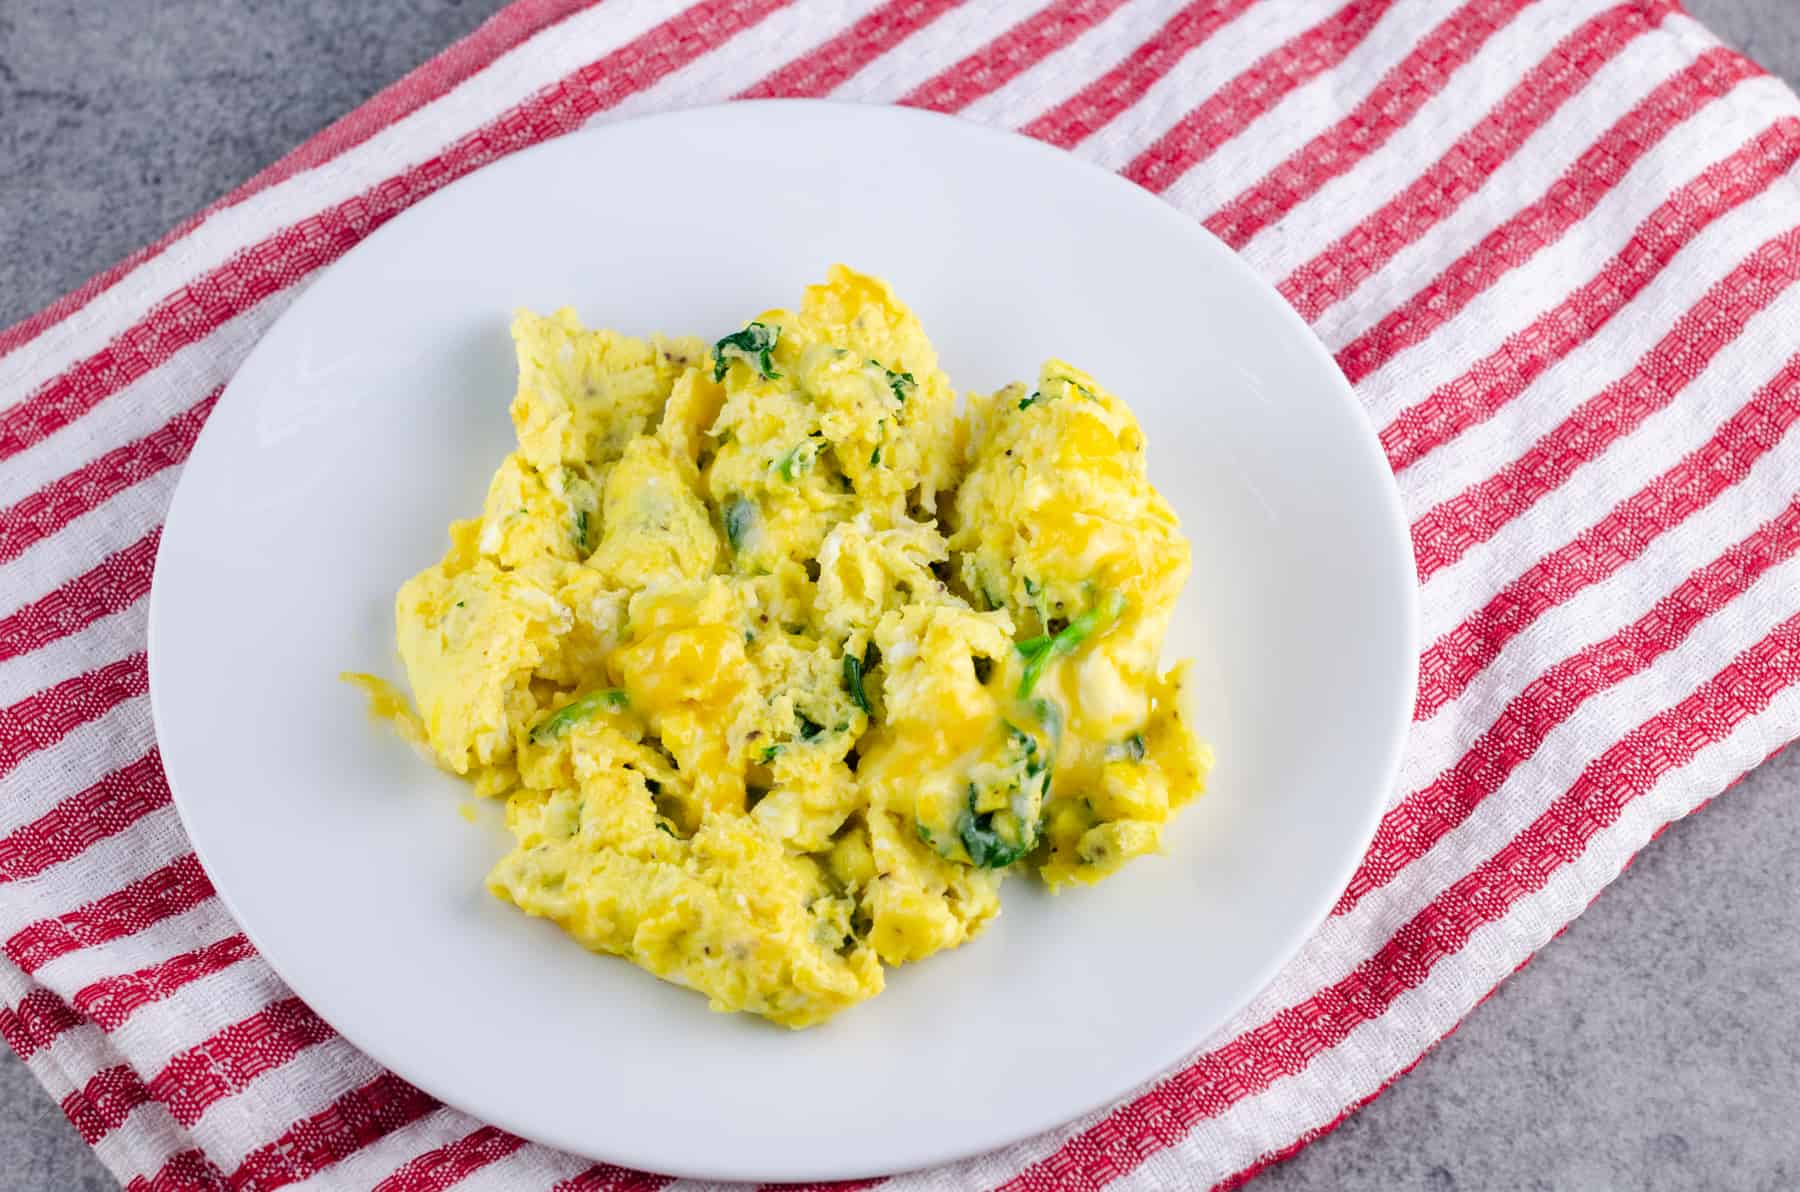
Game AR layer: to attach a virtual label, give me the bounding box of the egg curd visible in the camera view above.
[350,267,1210,1027]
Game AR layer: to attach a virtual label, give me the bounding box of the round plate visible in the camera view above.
[151,100,1416,1183]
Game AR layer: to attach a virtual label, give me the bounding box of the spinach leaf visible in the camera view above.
[713,322,782,382]
[958,783,1032,869]
[723,496,756,552]
[843,653,871,715]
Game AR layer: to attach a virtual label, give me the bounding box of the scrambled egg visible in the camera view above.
[352,267,1210,1027]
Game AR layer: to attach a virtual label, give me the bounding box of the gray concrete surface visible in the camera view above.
[2,1,1797,1188]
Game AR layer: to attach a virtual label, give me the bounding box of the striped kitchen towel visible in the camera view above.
[4,0,1800,1187]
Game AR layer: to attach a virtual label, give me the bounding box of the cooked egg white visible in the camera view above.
[349,265,1211,1028]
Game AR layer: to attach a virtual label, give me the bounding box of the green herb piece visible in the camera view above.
[1015,592,1126,699]
[775,442,814,482]
[530,688,628,743]
[958,782,1033,869]
[1018,391,1040,411]
[885,367,915,403]
[655,821,676,837]
[454,601,466,609]
[572,508,592,553]
[759,744,781,765]
[798,714,824,740]
[844,653,871,715]
[869,446,881,466]
[915,821,936,846]
[1106,734,1148,763]
[712,322,781,382]
[723,496,756,552]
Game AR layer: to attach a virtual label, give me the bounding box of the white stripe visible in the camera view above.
[1354,81,1798,428]
[1400,182,1798,527]
[608,0,890,118]
[1416,278,1800,627]
[878,1118,1076,1192]
[284,1107,478,1191]
[1074,0,1330,172]
[1235,0,1621,279]
[830,0,1047,103]
[0,0,687,406]
[452,1143,596,1191]
[1158,0,1462,218]
[28,898,240,998]
[1309,14,1720,347]
[0,474,176,623]
[0,599,148,710]
[959,0,1175,129]
[1108,674,1800,1189]
[184,1036,381,1172]
[0,696,153,831]
[1401,422,1800,797]
[0,302,277,512]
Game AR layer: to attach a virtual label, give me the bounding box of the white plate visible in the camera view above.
[150,100,1416,1183]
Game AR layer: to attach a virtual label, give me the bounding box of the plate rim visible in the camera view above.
[149,97,1419,1182]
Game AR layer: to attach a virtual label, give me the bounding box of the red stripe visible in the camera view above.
[899,0,1131,113]
[0,0,600,360]
[1345,492,1800,914]
[0,0,788,469]
[373,1125,526,1192]
[552,1166,674,1192]
[1204,0,1530,248]
[4,852,214,975]
[1412,224,1800,582]
[62,1063,154,1145]
[1417,351,1800,719]
[1122,0,1400,192]
[0,652,147,783]
[0,529,161,664]
[0,749,169,885]
[1380,117,1800,475]
[0,389,213,568]
[74,932,258,1033]
[226,1071,440,1192]
[1337,46,1761,386]
[740,0,960,99]
[1018,0,1260,149]
[0,988,86,1061]
[1279,0,1674,323]
[125,1147,228,1192]
[1005,608,1800,1190]
[149,997,337,1129]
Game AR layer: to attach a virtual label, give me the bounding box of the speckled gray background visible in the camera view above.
[3,3,1798,1188]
